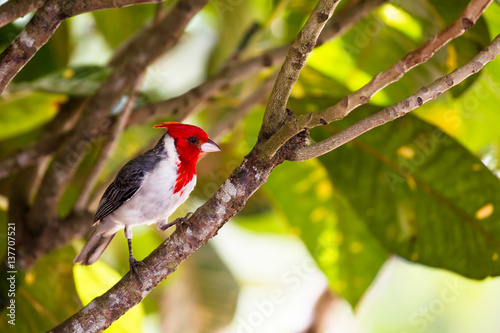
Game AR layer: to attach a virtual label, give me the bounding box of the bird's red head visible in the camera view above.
[154,122,220,194]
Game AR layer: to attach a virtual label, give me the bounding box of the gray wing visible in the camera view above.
[93,150,159,223]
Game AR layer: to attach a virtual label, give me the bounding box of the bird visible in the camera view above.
[74,122,221,278]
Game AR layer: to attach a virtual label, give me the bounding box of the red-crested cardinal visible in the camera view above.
[74,122,220,277]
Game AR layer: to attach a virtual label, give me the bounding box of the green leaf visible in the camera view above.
[265,160,387,306]
[0,92,63,141]
[10,65,112,96]
[160,243,239,332]
[290,97,500,279]
[0,246,82,332]
[74,261,146,333]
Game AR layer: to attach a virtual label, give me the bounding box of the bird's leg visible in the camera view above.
[124,227,144,283]
[158,212,193,231]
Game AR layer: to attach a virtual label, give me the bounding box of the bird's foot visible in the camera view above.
[158,212,193,231]
[129,256,145,284]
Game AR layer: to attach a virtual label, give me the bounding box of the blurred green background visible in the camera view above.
[1,0,500,332]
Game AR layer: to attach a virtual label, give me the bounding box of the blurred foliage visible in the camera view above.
[160,243,239,333]
[0,0,500,332]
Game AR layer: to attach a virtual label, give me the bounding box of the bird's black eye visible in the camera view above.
[187,136,199,145]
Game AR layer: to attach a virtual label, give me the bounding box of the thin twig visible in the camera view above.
[259,0,340,140]
[74,75,144,211]
[292,33,500,161]
[259,0,493,159]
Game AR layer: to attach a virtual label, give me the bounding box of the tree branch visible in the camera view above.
[0,0,45,28]
[258,0,340,140]
[0,0,168,93]
[26,0,209,250]
[259,0,493,160]
[292,33,500,161]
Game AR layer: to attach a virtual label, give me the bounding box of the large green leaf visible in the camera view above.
[265,160,387,306]
[290,97,500,279]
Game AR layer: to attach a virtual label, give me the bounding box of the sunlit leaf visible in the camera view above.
[0,92,63,141]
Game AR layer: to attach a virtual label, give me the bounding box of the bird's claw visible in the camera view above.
[129,256,145,284]
[159,212,193,231]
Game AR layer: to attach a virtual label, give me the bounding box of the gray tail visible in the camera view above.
[74,229,116,265]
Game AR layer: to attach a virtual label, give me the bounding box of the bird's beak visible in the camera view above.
[200,139,221,152]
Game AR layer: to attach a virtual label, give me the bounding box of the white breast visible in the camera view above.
[108,136,197,227]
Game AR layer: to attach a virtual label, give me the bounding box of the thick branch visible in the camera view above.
[258,0,340,140]
[0,0,45,28]
[259,0,493,159]
[27,0,209,237]
[0,0,168,93]
[293,33,500,161]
